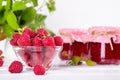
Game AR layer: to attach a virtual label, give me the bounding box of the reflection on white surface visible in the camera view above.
[1,61,120,80]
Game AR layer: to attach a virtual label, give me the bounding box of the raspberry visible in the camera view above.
[23,28,36,38]
[10,39,18,46]
[32,52,43,65]
[0,58,3,67]
[0,49,3,55]
[45,47,55,58]
[18,50,31,63]
[43,36,55,47]
[54,36,63,46]
[33,64,45,75]
[13,33,21,39]
[27,61,33,67]
[37,28,49,38]
[10,33,21,46]
[32,37,42,46]
[45,51,54,58]
[8,61,23,73]
[17,34,31,46]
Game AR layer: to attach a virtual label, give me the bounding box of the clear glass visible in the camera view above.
[12,46,62,70]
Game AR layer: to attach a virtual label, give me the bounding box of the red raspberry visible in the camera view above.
[32,52,43,65]
[10,39,18,46]
[13,33,21,39]
[45,51,54,58]
[10,33,21,46]
[33,64,45,75]
[32,37,42,46]
[18,50,31,63]
[43,36,55,47]
[17,34,31,46]
[37,28,49,38]
[0,49,3,55]
[23,28,36,38]
[54,36,63,46]
[8,61,23,73]
[0,58,3,67]
[27,61,33,67]
[45,47,55,58]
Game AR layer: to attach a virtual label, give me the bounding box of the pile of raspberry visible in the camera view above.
[10,27,63,47]
[9,27,63,75]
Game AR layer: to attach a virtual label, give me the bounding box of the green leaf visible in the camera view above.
[13,10,23,17]
[0,0,2,10]
[0,7,5,24]
[22,0,31,3]
[47,0,56,12]
[28,23,38,31]
[85,60,96,66]
[7,11,19,30]
[3,10,9,20]
[3,24,15,38]
[28,22,45,31]
[28,14,46,30]
[47,29,55,36]
[21,7,36,22]
[35,14,47,23]
[5,0,12,10]
[71,56,82,65]
[12,1,26,11]
[0,16,5,24]
[31,0,38,7]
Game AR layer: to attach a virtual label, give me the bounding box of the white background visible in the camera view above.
[45,0,120,33]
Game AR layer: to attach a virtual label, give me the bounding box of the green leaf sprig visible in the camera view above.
[69,53,96,66]
[0,0,56,39]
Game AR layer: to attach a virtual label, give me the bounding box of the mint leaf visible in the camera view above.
[28,14,46,31]
[31,0,38,7]
[22,0,31,3]
[29,22,45,31]
[7,11,19,30]
[3,10,9,20]
[71,56,82,65]
[35,14,47,23]
[12,1,26,11]
[28,23,40,31]
[85,60,96,66]
[5,0,12,10]
[14,10,23,17]
[47,0,56,12]
[0,0,2,10]
[47,29,55,36]
[0,7,5,24]
[21,7,36,22]
[0,16,5,24]
[3,24,15,38]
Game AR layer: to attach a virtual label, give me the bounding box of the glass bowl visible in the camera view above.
[12,46,62,70]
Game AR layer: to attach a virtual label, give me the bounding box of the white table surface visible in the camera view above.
[1,61,120,80]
